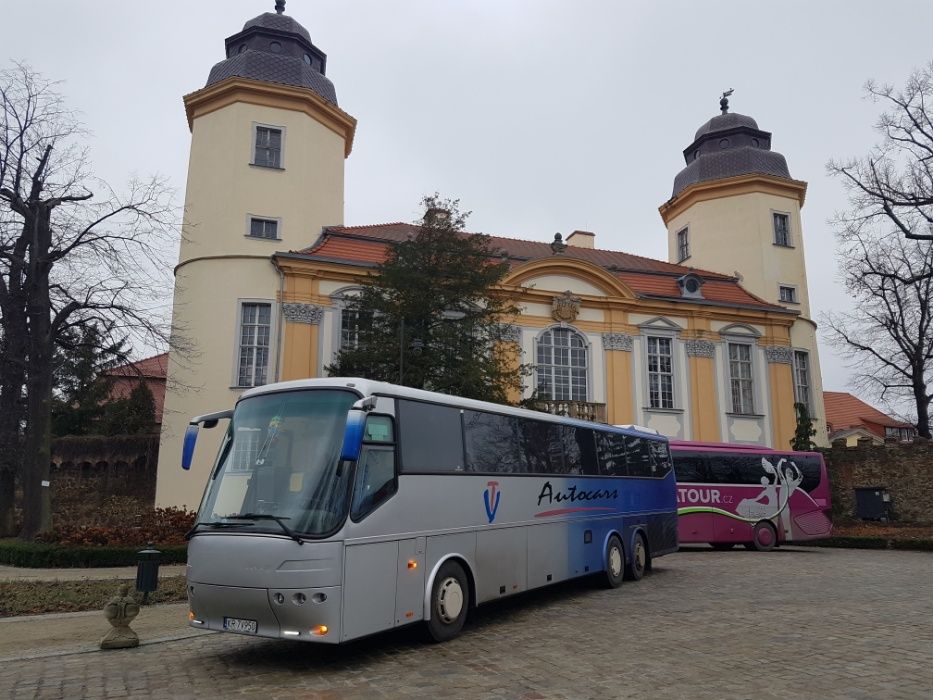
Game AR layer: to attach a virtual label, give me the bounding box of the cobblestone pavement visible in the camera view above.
[2,547,931,699]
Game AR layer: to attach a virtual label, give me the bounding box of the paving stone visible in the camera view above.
[0,547,931,698]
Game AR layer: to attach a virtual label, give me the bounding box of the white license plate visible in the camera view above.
[223,616,258,634]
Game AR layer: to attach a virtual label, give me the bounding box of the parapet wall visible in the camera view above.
[822,439,933,524]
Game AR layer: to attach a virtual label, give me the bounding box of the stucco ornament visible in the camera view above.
[685,339,716,358]
[100,585,140,649]
[763,345,793,364]
[602,333,633,352]
[552,290,582,323]
[282,302,323,325]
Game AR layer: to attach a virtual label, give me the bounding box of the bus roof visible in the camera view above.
[240,377,666,440]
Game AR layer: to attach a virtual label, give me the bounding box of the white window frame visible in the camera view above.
[233,299,275,389]
[676,227,690,262]
[793,350,811,410]
[778,283,798,304]
[727,342,756,415]
[772,211,792,247]
[534,325,589,402]
[251,122,286,169]
[246,215,282,241]
[646,335,675,410]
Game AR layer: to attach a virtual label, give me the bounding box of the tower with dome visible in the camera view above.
[659,92,825,445]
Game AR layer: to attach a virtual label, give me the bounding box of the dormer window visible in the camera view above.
[677,273,704,300]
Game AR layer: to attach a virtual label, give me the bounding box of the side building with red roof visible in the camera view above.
[824,391,916,446]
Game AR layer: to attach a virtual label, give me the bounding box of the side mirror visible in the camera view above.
[181,409,233,470]
[340,409,367,462]
[182,423,199,471]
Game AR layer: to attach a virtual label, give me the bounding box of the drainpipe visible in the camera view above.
[272,255,285,382]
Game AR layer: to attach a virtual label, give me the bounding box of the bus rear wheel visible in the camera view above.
[746,521,777,552]
[604,535,625,588]
[426,560,469,643]
[625,532,648,581]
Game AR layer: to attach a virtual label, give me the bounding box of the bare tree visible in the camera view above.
[0,63,180,538]
[828,62,933,249]
[822,230,933,438]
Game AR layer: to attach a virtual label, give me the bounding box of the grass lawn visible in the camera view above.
[0,576,187,617]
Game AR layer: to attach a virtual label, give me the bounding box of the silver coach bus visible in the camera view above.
[182,378,678,644]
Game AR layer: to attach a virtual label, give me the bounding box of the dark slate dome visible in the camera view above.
[205,2,338,106]
[672,96,791,198]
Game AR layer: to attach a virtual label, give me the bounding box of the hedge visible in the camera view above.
[796,536,933,552]
[0,539,187,568]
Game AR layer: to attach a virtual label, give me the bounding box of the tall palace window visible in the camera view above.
[646,336,675,409]
[536,328,588,401]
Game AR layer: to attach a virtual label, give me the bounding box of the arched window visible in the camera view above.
[536,327,588,401]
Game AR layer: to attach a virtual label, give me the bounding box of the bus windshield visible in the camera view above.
[197,389,358,537]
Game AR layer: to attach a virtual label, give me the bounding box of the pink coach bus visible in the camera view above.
[670,441,833,551]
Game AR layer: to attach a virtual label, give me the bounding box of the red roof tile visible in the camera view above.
[824,391,913,438]
[293,223,788,312]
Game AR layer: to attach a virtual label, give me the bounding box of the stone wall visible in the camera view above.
[51,435,160,516]
[823,439,933,523]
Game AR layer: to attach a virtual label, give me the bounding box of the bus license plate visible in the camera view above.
[223,617,257,634]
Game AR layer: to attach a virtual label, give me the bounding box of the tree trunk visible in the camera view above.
[915,378,931,439]
[0,297,27,537]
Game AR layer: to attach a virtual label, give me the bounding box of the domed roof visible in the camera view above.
[693,112,759,141]
[204,2,338,106]
[670,96,792,198]
[243,11,312,44]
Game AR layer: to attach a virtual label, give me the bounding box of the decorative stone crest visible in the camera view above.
[100,585,140,649]
[685,340,716,358]
[551,290,581,323]
[498,324,521,344]
[763,345,794,364]
[602,333,633,352]
[282,302,323,325]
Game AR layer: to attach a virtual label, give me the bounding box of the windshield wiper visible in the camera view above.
[225,513,305,545]
[185,521,249,539]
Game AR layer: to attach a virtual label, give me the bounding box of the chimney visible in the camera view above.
[566,230,595,248]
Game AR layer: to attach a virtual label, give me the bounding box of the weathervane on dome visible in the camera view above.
[720,88,734,114]
[275,0,286,14]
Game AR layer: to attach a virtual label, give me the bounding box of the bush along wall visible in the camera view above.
[821,438,933,524]
[0,540,187,568]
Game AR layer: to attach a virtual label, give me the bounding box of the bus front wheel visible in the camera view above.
[746,521,777,552]
[426,560,469,643]
[604,535,625,588]
[625,532,648,581]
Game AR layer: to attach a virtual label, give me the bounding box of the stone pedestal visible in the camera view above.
[100,585,140,649]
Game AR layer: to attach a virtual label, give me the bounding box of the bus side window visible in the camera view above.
[672,452,708,483]
[595,432,627,476]
[649,441,672,478]
[350,446,396,520]
[625,436,654,477]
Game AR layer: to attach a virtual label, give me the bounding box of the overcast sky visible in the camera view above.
[6,0,933,410]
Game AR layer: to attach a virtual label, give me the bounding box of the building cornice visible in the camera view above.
[658,173,808,224]
[183,77,357,157]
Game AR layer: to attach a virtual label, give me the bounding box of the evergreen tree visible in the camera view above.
[101,381,157,435]
[50,324,129,437]
[790,402,817,451]
[328,195,527,404]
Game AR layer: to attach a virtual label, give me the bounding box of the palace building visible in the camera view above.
[155,3,825,508]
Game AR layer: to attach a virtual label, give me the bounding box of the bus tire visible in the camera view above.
[710,542,735,550]
[426,560,469,643]
[750,521,777,552]
[604,535,625,588]
[625,532,648,581]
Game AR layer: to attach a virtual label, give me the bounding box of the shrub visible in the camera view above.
[0,539,187,568]
[37,497,195,547]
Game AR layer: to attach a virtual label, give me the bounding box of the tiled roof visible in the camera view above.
[293,223,787,312]
[206,52,338,104]
[824,391,913,437]
[105,353,168,380]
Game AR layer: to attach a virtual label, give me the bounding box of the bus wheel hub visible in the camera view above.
[437,577,464,623]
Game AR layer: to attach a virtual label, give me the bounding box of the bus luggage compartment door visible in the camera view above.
[395,537,425,626]
[342,541,398,641]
